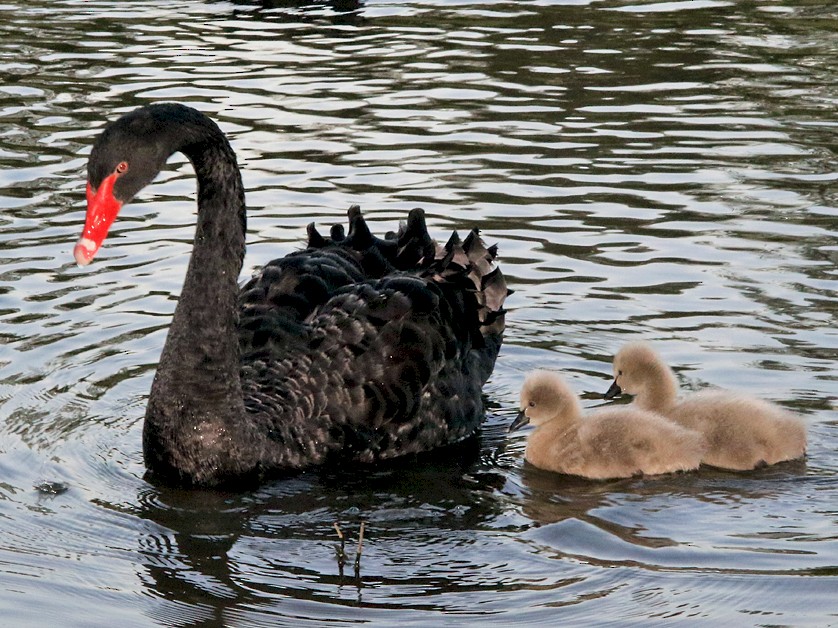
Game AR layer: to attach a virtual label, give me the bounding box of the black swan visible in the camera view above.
[73,103,509,487]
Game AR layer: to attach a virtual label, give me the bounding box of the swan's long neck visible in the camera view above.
[166,136,245,376]
[142,116,254,485]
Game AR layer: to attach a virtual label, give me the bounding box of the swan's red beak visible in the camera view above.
[75,174,122,266]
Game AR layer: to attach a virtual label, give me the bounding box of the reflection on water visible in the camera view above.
[1,0,836,624]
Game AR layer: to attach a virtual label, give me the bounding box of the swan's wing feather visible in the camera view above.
[302,275,479,460]
[237,248,366,353]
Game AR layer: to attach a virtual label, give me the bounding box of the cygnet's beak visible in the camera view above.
[604,380,622,400]
[508,409,530,432]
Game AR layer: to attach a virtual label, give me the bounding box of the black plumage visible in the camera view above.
[76,103,510,487]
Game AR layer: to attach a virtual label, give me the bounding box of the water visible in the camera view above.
[1,0,836,625]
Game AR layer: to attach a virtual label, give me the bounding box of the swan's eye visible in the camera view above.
[115,161,129,174]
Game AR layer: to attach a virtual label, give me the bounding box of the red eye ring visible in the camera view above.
[115,161,129,174]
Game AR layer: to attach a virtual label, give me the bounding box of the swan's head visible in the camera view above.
[605,341,666,399]
[75,105,187,266]
[510,370,578,431]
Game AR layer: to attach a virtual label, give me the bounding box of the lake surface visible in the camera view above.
[1,0,836,625]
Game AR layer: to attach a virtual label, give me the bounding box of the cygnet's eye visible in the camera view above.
[618,369,623,376]
[528,400,536,408]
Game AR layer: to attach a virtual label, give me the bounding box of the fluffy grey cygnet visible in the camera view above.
[606,342,807,471]
[510,370,705,480]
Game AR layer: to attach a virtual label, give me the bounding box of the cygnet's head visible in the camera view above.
[606,341,666,398]
[510,370,579,431]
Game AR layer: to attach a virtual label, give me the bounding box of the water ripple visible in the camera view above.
[0,0,836,624]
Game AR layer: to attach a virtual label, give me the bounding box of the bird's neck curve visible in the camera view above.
[636,363,679,412]
[142,112,255,486]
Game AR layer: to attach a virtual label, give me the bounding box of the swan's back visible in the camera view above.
[670,390,807,470]
[235,206,509,468]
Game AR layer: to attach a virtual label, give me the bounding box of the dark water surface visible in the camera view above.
[1,0,836,625]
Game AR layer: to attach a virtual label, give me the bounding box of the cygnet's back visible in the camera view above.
[511,371,705,480]
[669,390,806,470]
[608,342,807,471]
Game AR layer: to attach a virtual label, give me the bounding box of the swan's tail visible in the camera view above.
[306,205,511,355]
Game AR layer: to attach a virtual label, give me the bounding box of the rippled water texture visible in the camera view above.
[1,0,837,625]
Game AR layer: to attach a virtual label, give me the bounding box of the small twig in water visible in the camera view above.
[354,521,365,575]
[334,522,347,575]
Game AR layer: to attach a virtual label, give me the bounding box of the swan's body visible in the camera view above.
[510,371,704,479]
[606,342,807,470]
[74,104,509,487]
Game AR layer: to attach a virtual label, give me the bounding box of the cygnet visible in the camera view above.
[605,342,807,471]
[510,370,705,480]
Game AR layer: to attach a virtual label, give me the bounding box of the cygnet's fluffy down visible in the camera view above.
[510,370,705,480]
[606,342,807,471]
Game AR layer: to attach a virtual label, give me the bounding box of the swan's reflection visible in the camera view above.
[129,435,511,621]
